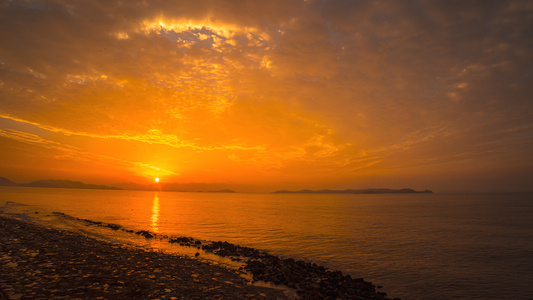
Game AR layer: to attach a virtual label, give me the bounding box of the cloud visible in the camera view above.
[0,126,177,179]
[0,0,532,190]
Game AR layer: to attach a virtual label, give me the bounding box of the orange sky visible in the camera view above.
[1,1,532,192]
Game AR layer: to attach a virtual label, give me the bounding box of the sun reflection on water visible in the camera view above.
[151,192,160,233]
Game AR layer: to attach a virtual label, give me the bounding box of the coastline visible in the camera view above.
[0,216,288,299]
[0,214,397,299]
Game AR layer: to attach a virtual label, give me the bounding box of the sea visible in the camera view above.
[1,187,532,300]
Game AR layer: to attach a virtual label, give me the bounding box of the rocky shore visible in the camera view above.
[1,215,398,299]
[197,241,394,299]
[0,216,287,299]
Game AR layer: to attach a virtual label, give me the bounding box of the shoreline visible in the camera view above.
[0,214,398,299]
[0,216,288,299]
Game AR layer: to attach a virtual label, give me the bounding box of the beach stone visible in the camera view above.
[1,213,398,300]
[135,230,154,238]
[106,223,121,230]
[0,216,291,300]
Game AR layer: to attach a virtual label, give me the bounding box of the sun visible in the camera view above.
[154,178,160,182]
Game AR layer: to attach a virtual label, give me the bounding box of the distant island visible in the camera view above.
[0,177,122,190]
[0,177,17,186]
[207,189,236,193]
[272,188,432,194]
[1,176,431,194]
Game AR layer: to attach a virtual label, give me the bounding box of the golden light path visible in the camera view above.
[150,192,160,233]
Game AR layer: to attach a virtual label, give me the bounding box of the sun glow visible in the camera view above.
[155,178,160,182]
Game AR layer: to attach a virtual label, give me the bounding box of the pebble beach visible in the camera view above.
[0,216,288,299]
[1,215,397,299]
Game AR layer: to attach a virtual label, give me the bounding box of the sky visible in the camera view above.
[1,0,532,193]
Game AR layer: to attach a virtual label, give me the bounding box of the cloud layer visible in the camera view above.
[1,0,532,191]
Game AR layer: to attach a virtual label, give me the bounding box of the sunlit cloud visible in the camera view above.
[0,127,176,179]
[0,114,262,151]
[140,18,259,40]
[0,0,532,191]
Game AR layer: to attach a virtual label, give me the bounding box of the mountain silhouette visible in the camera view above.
[272,188,432,194]
[0,177,17,186]
[0,177,122,190]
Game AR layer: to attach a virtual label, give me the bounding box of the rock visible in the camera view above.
[135,230,154,238]
[169,237,193,245]
[0,215,292,299]
[106,223,121,230]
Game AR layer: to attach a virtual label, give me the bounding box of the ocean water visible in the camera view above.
[1,187,532,299]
